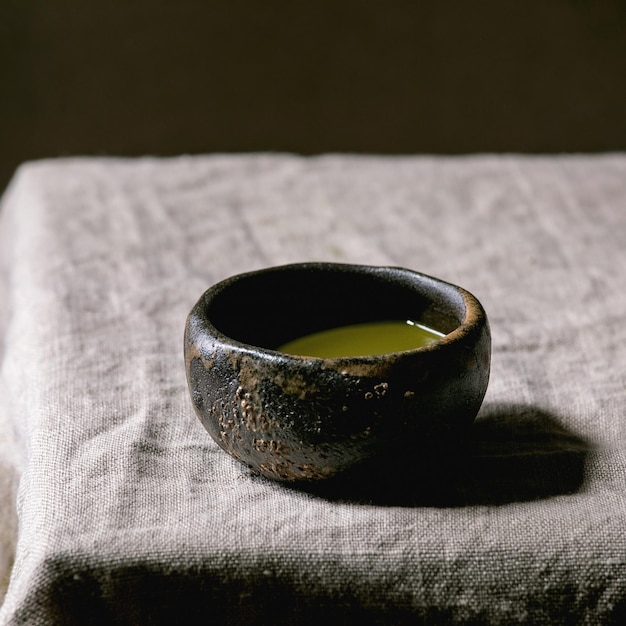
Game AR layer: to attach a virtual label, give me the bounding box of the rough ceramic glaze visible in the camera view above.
[184,263,491,482]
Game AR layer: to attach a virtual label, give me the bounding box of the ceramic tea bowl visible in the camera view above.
[184,262,490,483]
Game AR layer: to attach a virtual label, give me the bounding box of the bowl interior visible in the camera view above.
[203,264,467,352]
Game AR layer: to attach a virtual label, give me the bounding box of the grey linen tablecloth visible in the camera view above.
[0,154,625,624]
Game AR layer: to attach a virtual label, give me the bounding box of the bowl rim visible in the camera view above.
[186,262,488,363]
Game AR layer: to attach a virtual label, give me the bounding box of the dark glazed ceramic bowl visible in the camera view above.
[184,263,491,483]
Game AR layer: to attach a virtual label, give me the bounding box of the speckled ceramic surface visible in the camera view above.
[185,262,491,482]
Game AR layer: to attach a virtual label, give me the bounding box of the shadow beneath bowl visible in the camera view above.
[282,403,592,507]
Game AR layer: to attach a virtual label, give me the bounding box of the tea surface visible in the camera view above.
[278,320,445,358]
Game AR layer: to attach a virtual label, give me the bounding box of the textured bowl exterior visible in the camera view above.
[185,263,491,482]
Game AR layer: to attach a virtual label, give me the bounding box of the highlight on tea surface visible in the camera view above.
[277,320,445,358]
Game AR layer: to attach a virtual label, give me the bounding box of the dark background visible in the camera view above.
[1,0,625,192]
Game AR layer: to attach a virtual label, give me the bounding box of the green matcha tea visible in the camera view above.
[278,320,445,358]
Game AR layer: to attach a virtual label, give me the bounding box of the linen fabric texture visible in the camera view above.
[0,154,625,624]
